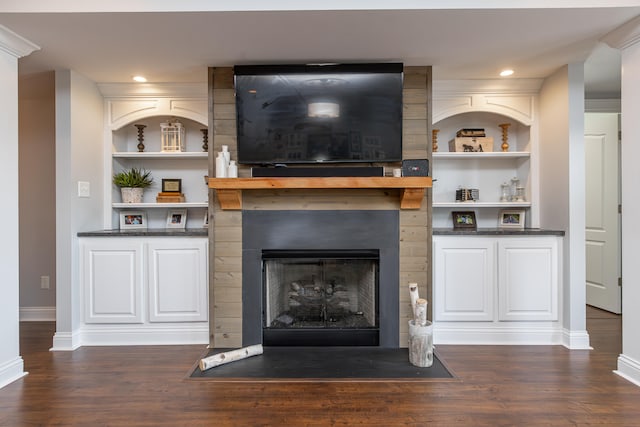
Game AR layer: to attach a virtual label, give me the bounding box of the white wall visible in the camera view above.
[539,64,589,349]
[0,25,39,389]
[618,35,640,387]
[18,71,57,320]
[52,70,104,350]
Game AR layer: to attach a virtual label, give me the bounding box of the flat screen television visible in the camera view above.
[234,63,403,165]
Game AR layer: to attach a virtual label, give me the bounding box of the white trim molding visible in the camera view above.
[20,306,56,322]
[434,324,565,345]
[0,24,40,58]
[562,328,592,349]
[615,354,640,387]
[51,330,82,351]
[78,324,209,347]
[602,15,640,50]
[585,99,621,113]
[0,357,27,390]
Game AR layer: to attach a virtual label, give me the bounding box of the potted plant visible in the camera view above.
[113,167,153,203]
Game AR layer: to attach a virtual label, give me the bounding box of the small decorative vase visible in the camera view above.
[120,187,144,203]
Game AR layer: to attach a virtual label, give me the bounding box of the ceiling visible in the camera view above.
[0,7,637,98]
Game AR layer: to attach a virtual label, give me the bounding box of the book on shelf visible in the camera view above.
[456,128,486,137]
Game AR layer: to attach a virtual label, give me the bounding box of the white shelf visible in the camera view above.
[113,202,208,209]
[433,151,530,159]
[433,201,532,208]
[112,152,208,159]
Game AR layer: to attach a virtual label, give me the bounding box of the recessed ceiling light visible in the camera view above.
[500,69,514,77]
[132,75,147,83]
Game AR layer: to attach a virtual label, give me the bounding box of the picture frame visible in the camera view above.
[161,178,182,193]
[166,209,187,229]
[452,211,477,229]
[119,211,147,230]
[498,209,526,229]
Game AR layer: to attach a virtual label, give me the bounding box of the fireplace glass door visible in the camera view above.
[262,250,379,346]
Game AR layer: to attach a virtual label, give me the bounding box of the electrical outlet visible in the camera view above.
[40,276,50,289]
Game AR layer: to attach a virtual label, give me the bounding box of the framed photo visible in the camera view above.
[119,211,147,230]
[203,209,209,228]
[166,209,187,229]
[161,178,182,193]
[499,209,526,229]
[452,211,477,229]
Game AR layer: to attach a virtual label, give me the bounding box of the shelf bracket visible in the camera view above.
[400,188,426,209]
[215,189,242,210]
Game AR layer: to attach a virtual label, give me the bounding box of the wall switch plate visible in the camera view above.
[40,276,50,289]
[78,181,90,198]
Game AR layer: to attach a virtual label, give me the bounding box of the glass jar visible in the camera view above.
[500,182,510,202]
[510,177,520,201]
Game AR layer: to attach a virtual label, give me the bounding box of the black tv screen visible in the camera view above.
[234,63,403,165]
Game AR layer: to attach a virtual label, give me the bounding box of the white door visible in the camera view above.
[585,113,621,313]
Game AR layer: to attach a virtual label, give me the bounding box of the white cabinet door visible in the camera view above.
[147,238,208,322]
[498,238,559,321]
[434,237,495,321]
[81,239,144,324]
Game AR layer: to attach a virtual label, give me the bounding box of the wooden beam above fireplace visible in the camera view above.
[208,177,433,210]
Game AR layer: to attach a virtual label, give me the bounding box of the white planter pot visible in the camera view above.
[120,187,144,203]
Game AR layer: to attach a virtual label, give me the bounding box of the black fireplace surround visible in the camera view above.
[243,210,400,348]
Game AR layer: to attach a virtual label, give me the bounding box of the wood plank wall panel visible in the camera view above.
[209,68,243,348]
[208,66,432,348]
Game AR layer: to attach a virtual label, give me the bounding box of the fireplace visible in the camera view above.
[243,210,399,347]
[262,250,379,346]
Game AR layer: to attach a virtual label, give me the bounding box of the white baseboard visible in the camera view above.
[20,306,56,322]
[0,357,27,390]
[433,324,564,345]
[615,354,640,388]
[562,328,592,349]
[78,324,209,347]
[51,330,82,351]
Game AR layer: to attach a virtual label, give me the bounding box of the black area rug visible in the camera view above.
[188,347,455,382]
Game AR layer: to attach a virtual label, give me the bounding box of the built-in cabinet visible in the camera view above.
[433,233,562,344]
[74,84,210,346]
[430,80,564,345]
[79,235,209,345]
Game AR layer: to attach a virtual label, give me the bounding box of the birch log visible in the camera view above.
[199,344,263,371]
[409,282,419,315]
[414,298,428,326]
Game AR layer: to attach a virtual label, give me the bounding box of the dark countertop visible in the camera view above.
[433,228,565,236]
[78,228,208,237]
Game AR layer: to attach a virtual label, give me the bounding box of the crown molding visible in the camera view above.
[0,25,40,58]
[602,15,640,50]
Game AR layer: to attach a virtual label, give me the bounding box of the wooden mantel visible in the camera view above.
[208,176,433,210]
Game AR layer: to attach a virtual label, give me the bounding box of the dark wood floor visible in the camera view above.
[1,306,638,426]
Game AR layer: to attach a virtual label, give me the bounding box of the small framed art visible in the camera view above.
[452,211,477,229]
[161,178,182,193]
[166,209,187,229]
[120,211,147,230]
[498,209,525,229]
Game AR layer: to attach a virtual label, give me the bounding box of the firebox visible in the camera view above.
[262,250,379,346]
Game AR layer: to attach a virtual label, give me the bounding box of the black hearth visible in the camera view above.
[243,210,399,347]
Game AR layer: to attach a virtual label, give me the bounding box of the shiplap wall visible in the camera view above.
[208,66,432,348]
